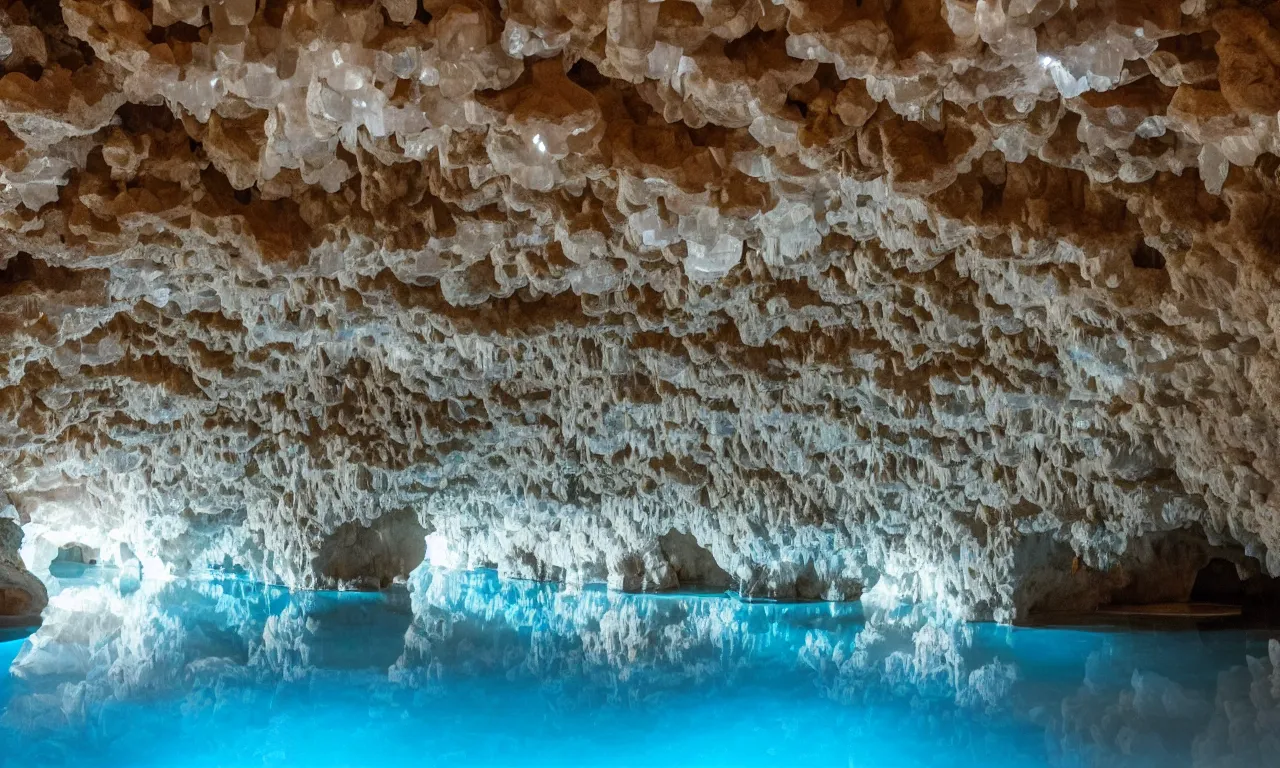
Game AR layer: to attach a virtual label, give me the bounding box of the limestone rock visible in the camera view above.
[0,517,46,620]
[0,0,1278,619]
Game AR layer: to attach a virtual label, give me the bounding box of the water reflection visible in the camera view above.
[1,567,1278,767]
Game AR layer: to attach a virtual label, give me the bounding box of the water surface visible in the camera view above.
[1,567,1277,767]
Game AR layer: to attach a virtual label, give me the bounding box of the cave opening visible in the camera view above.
[1190,557,1280,620]
[313,509,428,591]
[1131,241,1167,269]
[47,541,99,579]
[1020,526,1280,626]
[657,529,733,591]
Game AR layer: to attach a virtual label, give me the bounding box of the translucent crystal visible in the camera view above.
[301,157,352,193]
[307,81,351,125]
[994,131,1031,163]
[1,152,80,210]
[1040,55,1089,99]
[334,66,366,93]
[684,234,743,282]
[221,0,257,26]
[757,200,823,264]
[570,261,622,295]
[436,6,490,59]
[1118,158,1156,184]
[1135,117,1165,139]
[239,63,282,102]
[390,49,419,79]
[153,0,208,26]
[975,0,1037,62]
[607,0,659,50]
[943,0,978,39]
[646,41,682,82]
[504,22,533,57]
[678,207,723,246]
[629,208,678,248]
[748,114,798,150]
[1219,135,1261,167]
[1199,144,1228,195]
[381,0,417,25]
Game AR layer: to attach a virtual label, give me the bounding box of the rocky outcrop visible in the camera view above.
[0,515,47,621]
[2,0,1280,618]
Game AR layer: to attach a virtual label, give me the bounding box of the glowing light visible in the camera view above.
[531,133,548,154]
[424,532,460,568]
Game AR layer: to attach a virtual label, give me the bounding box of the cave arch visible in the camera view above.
[1191,557,1280,619]
[43,541,105,581]
[657,529,732,590]
[312,509,428,590]
[51,541,99,567]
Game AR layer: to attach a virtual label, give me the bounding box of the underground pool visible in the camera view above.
[1,566,1277,768]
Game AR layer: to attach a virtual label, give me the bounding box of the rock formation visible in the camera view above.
[0,511,47,620]
[2,0,1280,620]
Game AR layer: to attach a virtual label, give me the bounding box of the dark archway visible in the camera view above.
[657,530,732,590]
[1191,557,1280,620]
[313,508,428,590]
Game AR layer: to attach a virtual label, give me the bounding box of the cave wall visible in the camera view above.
[1,0,1280,619]
[0,512,46,619]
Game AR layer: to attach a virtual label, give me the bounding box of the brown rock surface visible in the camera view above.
[2,0,1280,620]
[0,512,46,620]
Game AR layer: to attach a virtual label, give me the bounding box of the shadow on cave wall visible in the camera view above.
[1190,557,1280,621]
[311,508,428,590]
[657,529,733,590]
[1018,524,1280,625]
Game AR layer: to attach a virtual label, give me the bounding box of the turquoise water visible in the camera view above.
[2,568,1278,767]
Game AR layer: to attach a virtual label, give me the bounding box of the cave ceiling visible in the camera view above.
[2,0,1280,621]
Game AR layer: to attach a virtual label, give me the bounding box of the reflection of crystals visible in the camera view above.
[4,569,1279,767]
[1,0,1277,659]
